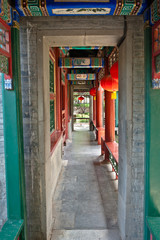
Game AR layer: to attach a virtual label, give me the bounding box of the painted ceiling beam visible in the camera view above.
[71,69,94,74]
[67,73,96,80]
[59,57,104,68]
[60,47,103,50]
[13,0,148,17]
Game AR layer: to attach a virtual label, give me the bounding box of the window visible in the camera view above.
[49,51,56,134]
[0,18,12,77]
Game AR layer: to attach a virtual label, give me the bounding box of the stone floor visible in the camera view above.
[51,129,120,240]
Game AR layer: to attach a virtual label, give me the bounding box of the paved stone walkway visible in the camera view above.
[51,130,120,240]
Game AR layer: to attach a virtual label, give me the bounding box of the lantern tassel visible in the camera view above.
[94,96,96,101]
[111,91,116,99]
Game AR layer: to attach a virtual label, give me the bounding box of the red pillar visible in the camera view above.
[96,79,104,144]
[93,96,96,125]
[65,72,68,139]
[96,84,103,128]
[105,90,115,160]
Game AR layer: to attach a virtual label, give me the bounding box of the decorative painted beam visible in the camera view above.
[67,73,96,80]
[59,57,104,68]
[71,80,92,85]
[60,46,103,50]
[13,0,147,17]
[71,69,93,74]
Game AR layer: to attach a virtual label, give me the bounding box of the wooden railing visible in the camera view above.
[101,137,119,179]
[0,219,24,239]
[146,217,160,240]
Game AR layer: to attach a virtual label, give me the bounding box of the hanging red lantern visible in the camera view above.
[78,96,84,101]
[101,75,118,99]
[110,61,118,81]
[101,75,118,92]
[90,87,96,96]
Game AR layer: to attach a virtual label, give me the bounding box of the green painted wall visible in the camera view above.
[145,23,160,239]
[2,26,27,239]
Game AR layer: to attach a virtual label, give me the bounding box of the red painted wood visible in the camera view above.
[96,81,103,128]
[0,18,12,77]
[93,97,96,123]
[105,90,115,142]
[50,131,63,154]
[104,90,115,161]
[65,71,68,139]
[152,20,160,82]
[96,127,105,145]
[105,142,119,163]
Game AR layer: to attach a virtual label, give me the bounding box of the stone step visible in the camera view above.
[51,229,121,240]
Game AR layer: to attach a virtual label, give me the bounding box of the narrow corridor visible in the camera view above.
[51,130,120,240]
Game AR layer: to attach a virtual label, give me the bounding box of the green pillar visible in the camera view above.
[2,26,27,239]
[144,21,152,240]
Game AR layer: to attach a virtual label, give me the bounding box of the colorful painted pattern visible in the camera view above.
[20,0,49,16]
[108,47,119,70]
[67,73,96,80]
[13,0,147,16]
[71,69,93,74]
[98,68,105,82]
[71,80,92,85]
[0,54,8,74]
[59,58,104,68]
[114,0,143,16]
[151,0,160,25]
[0,0,12,25]
[60,47,103,50]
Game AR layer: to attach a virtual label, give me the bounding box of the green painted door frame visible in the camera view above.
[144,21,160,239]
[144,22,152,240]
[2,26,27,239]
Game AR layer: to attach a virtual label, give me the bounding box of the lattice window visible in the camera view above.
[0,18,12,77]
[49,53,56,134]
[108,47,119,71]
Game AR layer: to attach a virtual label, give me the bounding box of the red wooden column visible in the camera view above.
[96,85,103,128]
[65,72,68,139]
[93,96,96,125]
[96,79,104,144]
[105,90,115,160]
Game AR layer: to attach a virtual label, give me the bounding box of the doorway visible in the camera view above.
[20,15,145,240]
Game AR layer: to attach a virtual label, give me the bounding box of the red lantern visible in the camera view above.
[90,87,96,96]
[110,61,118,81]
[78,96,84,101]
[101,75,118,92]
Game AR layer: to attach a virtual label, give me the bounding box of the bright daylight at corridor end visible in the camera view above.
[1,1,160,240]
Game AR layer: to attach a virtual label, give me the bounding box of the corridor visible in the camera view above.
[51,130,120,240]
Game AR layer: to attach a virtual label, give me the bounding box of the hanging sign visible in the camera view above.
[4,74,13,90]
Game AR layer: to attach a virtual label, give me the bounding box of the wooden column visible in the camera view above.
[65,73,68,139]
[96,79,104,144]
[93,96,96,124]
[105,90,115,160]
[96,84,103,128]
